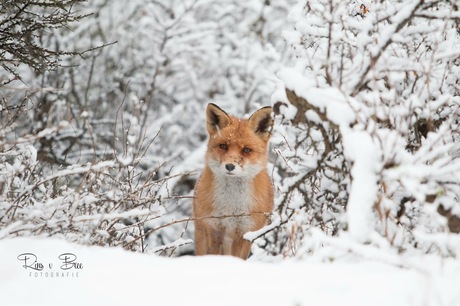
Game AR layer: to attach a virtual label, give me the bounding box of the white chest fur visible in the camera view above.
[211,174,254,233]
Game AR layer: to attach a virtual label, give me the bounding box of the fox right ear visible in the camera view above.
[206,103,230,135]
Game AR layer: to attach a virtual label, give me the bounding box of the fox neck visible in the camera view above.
[211,170,254,213]
[209,171,255,233]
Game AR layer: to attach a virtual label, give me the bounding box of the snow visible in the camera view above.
[342,129,380,242]
[2,237,460,306]
[277,68,356,127]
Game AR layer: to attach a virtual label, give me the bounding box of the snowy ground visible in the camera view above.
[1,238,459,306]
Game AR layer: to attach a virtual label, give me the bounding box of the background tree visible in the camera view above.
[0,0,89,85]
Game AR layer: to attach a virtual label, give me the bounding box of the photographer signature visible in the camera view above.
[17,253,83,271]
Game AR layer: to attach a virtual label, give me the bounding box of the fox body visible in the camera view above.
[193,103,274,259]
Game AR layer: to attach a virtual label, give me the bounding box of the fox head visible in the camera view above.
[205,103,273,178]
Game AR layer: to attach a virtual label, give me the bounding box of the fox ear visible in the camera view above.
[249,106,273,140]
[206,103,230,135]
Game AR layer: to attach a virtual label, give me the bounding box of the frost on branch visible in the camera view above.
[0,0,92,85]
[258,0,460,258]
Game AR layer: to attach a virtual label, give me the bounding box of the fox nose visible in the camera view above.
[225,163,235,172]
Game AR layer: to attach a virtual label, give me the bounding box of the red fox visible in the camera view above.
[193,103,274,259]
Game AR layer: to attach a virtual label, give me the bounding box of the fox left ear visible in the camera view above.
[249,106,273,140]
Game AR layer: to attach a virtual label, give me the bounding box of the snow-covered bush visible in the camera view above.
[0,120,175,252]
[253,0,460,259]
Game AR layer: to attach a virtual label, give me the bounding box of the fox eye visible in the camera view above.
[242,147,252,154]
[219,144,228,150]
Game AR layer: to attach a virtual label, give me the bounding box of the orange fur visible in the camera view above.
[193,103,274,259]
